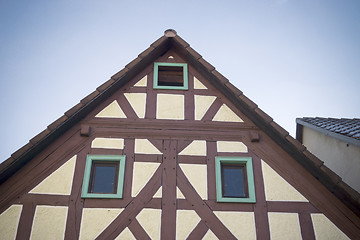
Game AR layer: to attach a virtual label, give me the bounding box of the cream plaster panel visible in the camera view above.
[179,164,207,200]
[177,187,185,199]
[214,211,256,239]
[268,212,302,240]
[115,227,136,240]
[136,208,161,240]
[124,93,146,118]
[29,155,76,195]
[217,141,248,153]
[134,75,147,87]
[179,140,207,156]
[176,210,201,240]
[212,104,243,122]
[95,100,126,118]
[311,213,350,240]
[202,229,218,239]
[194,95,216,120]
[194,76,207,89]
[30,206,68,240]
[79,208,123,240]
[135,139,162,154]
[156,94,184,120]
[154,186,162,198]
[261,160,308,202]
[132,162,160,197]
[91,138,124,149]
[0,204,22,240]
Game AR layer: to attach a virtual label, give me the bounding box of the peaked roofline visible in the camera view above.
[1,29,360,216]
[296,117,360,147]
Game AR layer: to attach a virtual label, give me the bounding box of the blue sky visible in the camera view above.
[0,0,359,161]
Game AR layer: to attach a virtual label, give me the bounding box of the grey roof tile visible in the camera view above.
[299,117,360,141]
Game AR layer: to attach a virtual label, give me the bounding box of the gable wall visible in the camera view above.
[0,50,356,239]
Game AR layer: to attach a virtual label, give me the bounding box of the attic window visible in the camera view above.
[81,155,126,199]
[215,156,256,203]
[153,62,188,90]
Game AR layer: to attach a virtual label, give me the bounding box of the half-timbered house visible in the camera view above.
[0,29,359,239]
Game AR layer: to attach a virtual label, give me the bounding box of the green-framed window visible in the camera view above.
[215,156,256,203]
[81,155,126,199]
[153,62,188,90]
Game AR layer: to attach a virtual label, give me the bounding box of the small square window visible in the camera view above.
[215,156,256,203]
[81,155,126,199]
[153,62,188,90]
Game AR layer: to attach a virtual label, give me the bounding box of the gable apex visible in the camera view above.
[1,30,360,224]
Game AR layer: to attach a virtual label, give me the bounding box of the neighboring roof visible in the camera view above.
[297,117,360,147]
[1,29,360,216]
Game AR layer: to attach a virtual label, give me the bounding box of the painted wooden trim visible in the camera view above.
[153,62,189,90]
[16,202,35,240]
[215,156,256,203]
[187,220,209,239]
[161,140,177,239]
[65,146,89,240]
[81,155,126,199]
[128,219,151,240]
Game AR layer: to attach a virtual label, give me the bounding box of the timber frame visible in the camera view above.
[0,29,360,239]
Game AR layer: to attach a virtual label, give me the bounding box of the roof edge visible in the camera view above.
[0,34,172,184]
[296,118,360,147]
[169,35,360,215]
[1,30,360,218]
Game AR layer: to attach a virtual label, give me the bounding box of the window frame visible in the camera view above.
[153,62,188,90]
[81,155,126,199]
[215,156,256,203]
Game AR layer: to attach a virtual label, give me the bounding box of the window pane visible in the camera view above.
[91,164,117,194]
[222,165,247,198]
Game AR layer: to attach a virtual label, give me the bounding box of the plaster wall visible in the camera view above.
[176,210,200,240]
[268,212,302,240]
[302,127,360,192]
[212,104,243,122]
[311,213,349,240]
[29,155,76,195]
[95,100,126,118]
[132,162,160,197]
[30,206,68,240]
[156,94,184,120]
[124,93,146,118]
[91,138,124,149]
[0,205,22,240]
[179,163,208,200]
[136,208,161,240]
[79,208,123,240]
[214,211,256,239]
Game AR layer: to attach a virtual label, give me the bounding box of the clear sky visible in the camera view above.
[0,0,359,162]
